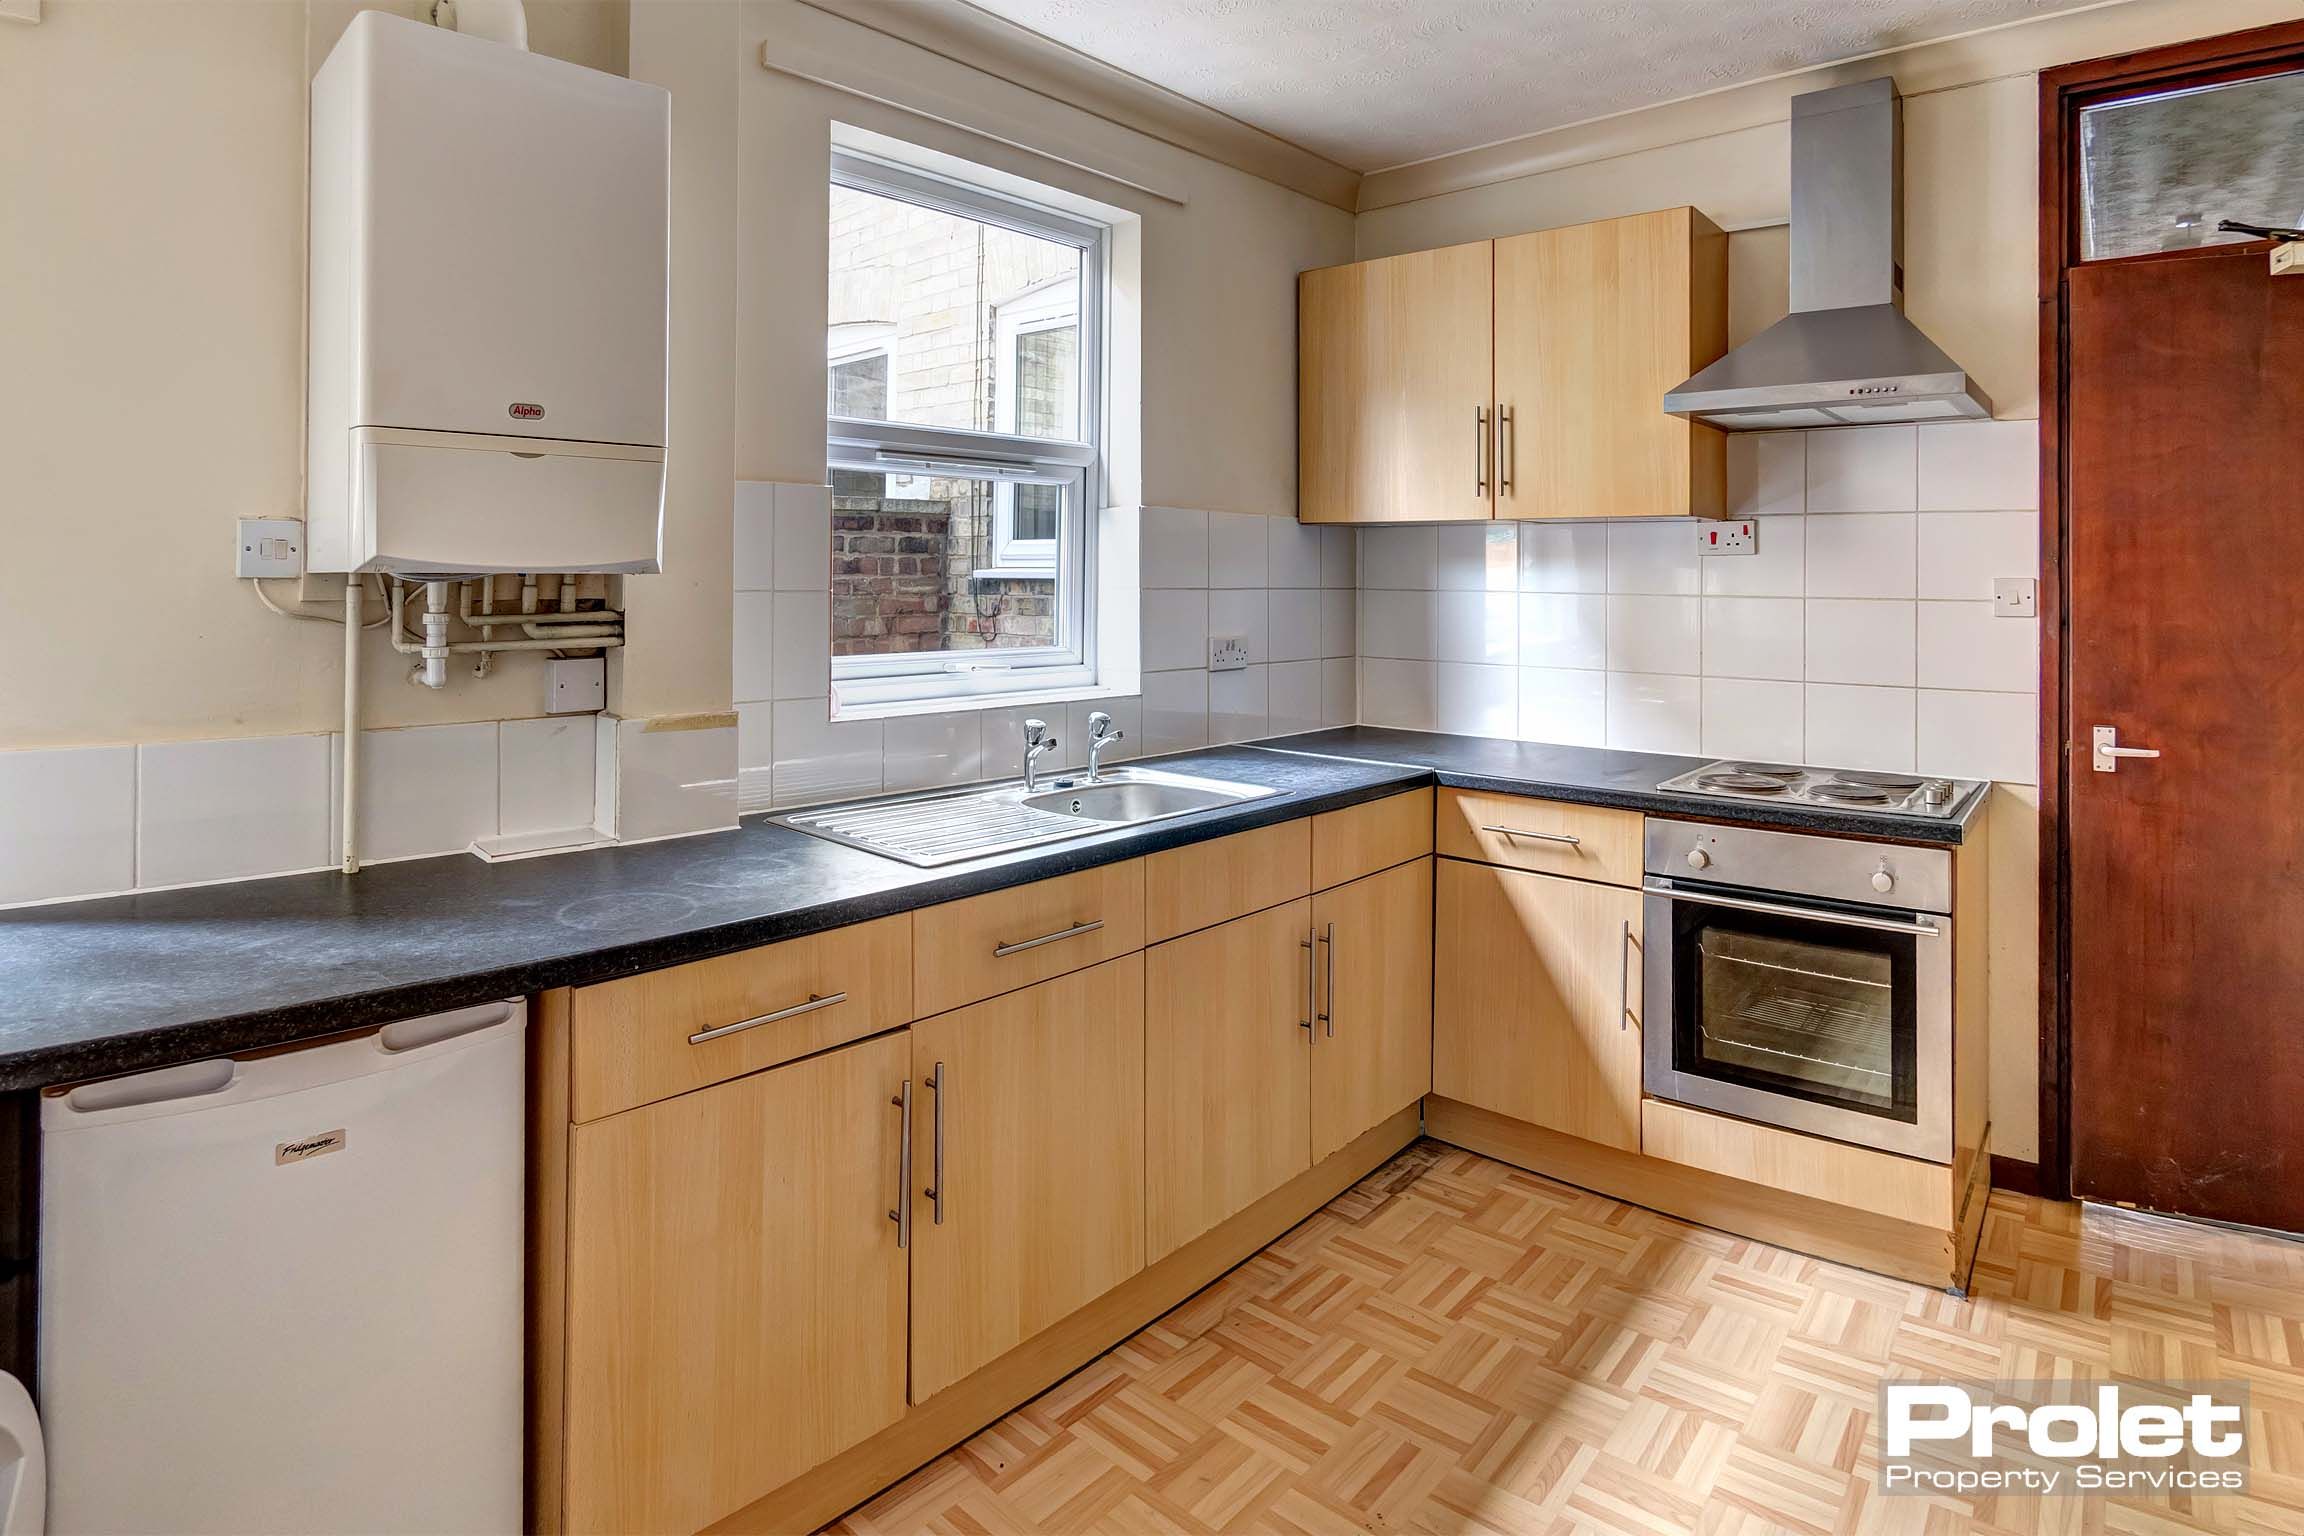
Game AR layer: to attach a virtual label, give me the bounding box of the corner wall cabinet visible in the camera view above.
[1299,206,1728,524]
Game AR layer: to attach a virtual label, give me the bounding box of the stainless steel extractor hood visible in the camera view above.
[1664,77,1991,430]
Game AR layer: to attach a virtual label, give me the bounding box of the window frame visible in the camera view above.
[826,150,1108,709]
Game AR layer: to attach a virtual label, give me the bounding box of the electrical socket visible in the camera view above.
[1698,521,1756,556]
[1208,635,1250,672]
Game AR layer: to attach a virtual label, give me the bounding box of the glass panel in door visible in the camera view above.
[2078,68,2304,260]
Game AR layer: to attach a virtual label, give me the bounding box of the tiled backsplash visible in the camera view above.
[1355,421,2041,784]
[736,485,1356,809]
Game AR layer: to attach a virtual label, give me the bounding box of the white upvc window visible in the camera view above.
[825,149,1107,711]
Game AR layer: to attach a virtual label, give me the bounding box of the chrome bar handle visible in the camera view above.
[1475,406,1489,497]
[1497,406,1513,495]
[993,918,1104,958]
[1618,919,1632,1033]
[1481,825,1579,847]
[924,1062,946,1225]
[2091,724,2161,773]
[1643,878,1942,937]
[889,1078,913,1250]
[1318,923,1336,1037]
[1299,935,1316,1034]
[687,990,847,1045]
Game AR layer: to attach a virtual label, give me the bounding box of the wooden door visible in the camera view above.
[562,1032,908,1535]
[1311,859,1433,1160]
[1494,207,1725,520]
[909,955,1146,1401]
[2065,244,2304,1230]
[1299,241,1495,523]
[1145,900,1314,1260]
[1433,860,1643,1150]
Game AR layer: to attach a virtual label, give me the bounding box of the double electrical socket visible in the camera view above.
[1697,521,1756,556]
[1208,636,1250,671]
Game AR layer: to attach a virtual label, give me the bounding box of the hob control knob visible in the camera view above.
[1686,847,1712,871]
[1871,865,1895,893]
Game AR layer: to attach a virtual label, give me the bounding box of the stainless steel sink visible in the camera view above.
[777,766,1281,867]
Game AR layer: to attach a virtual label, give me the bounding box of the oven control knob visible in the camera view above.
[1686,847,1711,871]
[1871,865,1895,893]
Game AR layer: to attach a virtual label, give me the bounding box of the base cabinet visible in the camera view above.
[1312,858,1434,1161]
[560,1032,909,1536]
[1433,859,1643,1150]
[907,956,1147,1403]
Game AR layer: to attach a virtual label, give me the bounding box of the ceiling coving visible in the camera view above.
[960,0,2109,170]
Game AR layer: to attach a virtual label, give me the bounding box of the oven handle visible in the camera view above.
[1642,878,1941,938]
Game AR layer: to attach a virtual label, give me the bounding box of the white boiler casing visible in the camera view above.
[307,11,668,576]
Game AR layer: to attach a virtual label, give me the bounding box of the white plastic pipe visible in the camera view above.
[341,578,362,874]
[416,580,452,688]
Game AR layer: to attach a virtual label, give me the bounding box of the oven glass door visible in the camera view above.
[1667,893,1919,1127]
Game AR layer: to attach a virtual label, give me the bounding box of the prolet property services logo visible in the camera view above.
[1880,1379,2250,1497]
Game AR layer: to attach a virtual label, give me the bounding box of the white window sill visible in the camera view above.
[831,681,1128,723]
[969,567,1058,582]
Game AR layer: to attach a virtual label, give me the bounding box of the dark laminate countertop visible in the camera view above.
[0,730,1978,1092]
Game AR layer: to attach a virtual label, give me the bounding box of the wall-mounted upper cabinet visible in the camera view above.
[1299,207,1728,524]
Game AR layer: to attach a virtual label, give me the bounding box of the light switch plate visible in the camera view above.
[1208,635,1250,671]
[547,657,607,714]
[235,518,304,578]
[1699,521,1756,556]
[1993,577,2037,617]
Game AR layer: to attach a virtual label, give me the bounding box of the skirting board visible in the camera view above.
[1990,1154,2045,1198]
[706,1102,1424,1536]
[1425,1096,1985,1292]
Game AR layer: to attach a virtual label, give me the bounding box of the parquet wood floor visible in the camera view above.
[824,1140,2304,1536]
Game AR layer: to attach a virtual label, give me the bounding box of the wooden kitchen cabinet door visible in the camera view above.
[908,955,1147,1403]
[1311,858,1434,1160]
[1145,900,1314,1261]
[1434,860,1643,1149]
[1493,207,1726,520]
[1299,241,1496,523]
[561,1031,908,1536]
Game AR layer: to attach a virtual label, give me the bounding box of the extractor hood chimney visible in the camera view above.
[1663,77,1992,429]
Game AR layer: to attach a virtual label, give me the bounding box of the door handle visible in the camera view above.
[2091,725,2161,773]
[1481,824,1579,847]
[1618,919,1633,1032]
[1299,934,1316,1034]
[687,991,845,1045]
[924,1062,946,1225]
[889,1078,913,1249]
[1496,405,1514,496]
[1474,406,1489,497]
[994,919,1103,957]
[1317,923,1335,1037]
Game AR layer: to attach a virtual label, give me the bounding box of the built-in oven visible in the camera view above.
[1642,818,1952,1163]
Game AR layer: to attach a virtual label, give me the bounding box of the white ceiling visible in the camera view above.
[960,0,2108,172]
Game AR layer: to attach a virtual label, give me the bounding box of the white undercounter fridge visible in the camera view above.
[38,1000,525,1535]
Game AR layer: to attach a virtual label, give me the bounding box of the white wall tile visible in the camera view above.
[1207,588,1268,665]
[1360,658,1435,731]
[1140,506,1207,588]
[1318,589,1357,658]
[339,722,500,862]
[772,483,831,593]
[770,589,830,701]
[1606,595,1700,676]
[769,699,882,808]
[733,589,775,705]
[1805,425,1916,512]
[1208,664,1268,743]
[1360,525,1436,590]
[1067,697,1140,765]
[1701,596,1804,681]
[1917,511,2037,600]
[1805,599,1916,686]
[1701,678,1805,764]
[1518,522,1608,593]
[616,720,738,840]
[1804,684,1916,773]
[1140,669,1209,753]
[1606,521,1699,595]
[1267,662,1324,736]
[1140,588,1208,673]
[1321,659,1357,725]
[1267,588,1320,663]
[1726,431,1806,517]
[1266,518,1323,588]
[1206,511,1268,589]
[135,735,329,888]
[1606,673,1701,754]
[883,711,984,792]
[1919,690,2039,784]
[1517,668,1606,748]
[1919,602,2038,693]
[1702,515,1804,598]
[1804,513,1916,597]
[733,481,777,592]
[1519,593,1606,671]
[1432,592,1516,665]
[499,718,597,838]
[736,702,773,813]
[1319,527,1357,589]
[1359,589,1432,660]
[1918,420,2037,510]
[0,747,134,905]
[1434,662,1517,737]
[1436,524,1517,590]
